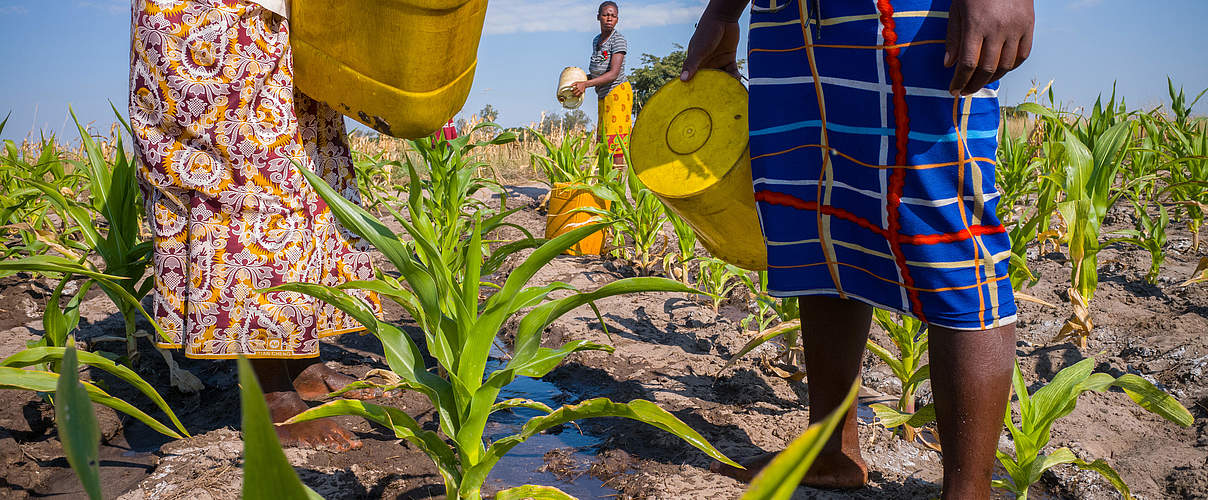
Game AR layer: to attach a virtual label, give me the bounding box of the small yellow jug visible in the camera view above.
[630,70,767,270]
[291,0,487,138]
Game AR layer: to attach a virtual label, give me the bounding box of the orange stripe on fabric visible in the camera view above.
[766,260,1011,293]
[749,40,945,53]
[952,97,985,329]
[751,143,997,169]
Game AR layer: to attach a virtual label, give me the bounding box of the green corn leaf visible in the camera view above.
[283,399,460,486]
[741,381,860,500]
[511,277,697,370]
[0,255,170,344]
[464,398,739,492]
[1029,447,1077,486]
[490,398,555,416]
[1030,357,1095,431]
[2,347,189,437]
[870,402,936,430]
[1111,374,1193,427]
[716,319,802,376]
[0,366,182,439]
[237,357,325,500]
[55,344,103,500]
[1071,455,1133,500]
[494,484,577,500]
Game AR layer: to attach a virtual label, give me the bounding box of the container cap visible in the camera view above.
[631,70,749,198]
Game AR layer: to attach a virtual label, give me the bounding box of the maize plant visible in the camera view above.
[275,161,737,499]
[529,128,598,189]
[1108,198,1169,285]
[351,149,406,211]
[994,357,1192,500]
[730,272,803,370]
[1153,80,1208,251]
[398,124,531,278]
[695,257,744,313]
[866,309,934,445]
[580,144,669,276]
[1019,94,1132,348]
[661,211,698,284]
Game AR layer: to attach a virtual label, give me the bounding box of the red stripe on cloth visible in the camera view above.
[874,0,925,320]
[755,190,1006,247]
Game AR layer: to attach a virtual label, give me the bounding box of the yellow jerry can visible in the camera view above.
[630,70,767,271]
[290,0,487,138]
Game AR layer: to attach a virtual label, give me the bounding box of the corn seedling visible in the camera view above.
[1108,198,1169,285]
[866,309,934,445]
[661,211,698,284]
[274,159,737,499]
[695,257,744,313]
[994,357,1192,500]
[580,144,669,275]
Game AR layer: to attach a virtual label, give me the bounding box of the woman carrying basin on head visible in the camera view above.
[571,1,632,166]
[129,0,383,451]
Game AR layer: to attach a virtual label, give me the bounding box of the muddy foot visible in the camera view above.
[293,362,380,401]
[264,390,362,451]
[710,449,868,489]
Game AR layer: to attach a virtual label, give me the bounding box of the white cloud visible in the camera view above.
[0,1,28,14]
[484,0,706,35]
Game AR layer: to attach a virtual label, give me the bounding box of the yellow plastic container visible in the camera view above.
[291,0,487,138]
[546,183,610,256]
[630,70,767,270]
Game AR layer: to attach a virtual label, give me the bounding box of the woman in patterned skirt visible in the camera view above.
[681,0,1033,497]
[130,0,381,450]
[570,1,633,166]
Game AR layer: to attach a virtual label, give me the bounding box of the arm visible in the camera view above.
[680,0,749,81]
[945,0,1034,96]
[573,51,626,96]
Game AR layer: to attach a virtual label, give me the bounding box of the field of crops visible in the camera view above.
[0,81,1205,500]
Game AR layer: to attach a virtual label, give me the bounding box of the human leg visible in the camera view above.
[252,359,362,451]
[928,323,1015,500]
[286,358,380,401]
[711,295,871,488]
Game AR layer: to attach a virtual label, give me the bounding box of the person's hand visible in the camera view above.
[680,14,741,81]
[945,0,1034,96]
[572,81,589,97]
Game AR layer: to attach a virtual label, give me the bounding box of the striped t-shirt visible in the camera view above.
[589,31,628,99]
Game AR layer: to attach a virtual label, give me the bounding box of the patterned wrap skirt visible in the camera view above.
[130,0,381,358]
[748,0,1016,330]
[598,80,633,163]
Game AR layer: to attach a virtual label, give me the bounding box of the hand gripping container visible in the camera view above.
[291,0,488,138]
[630,70,767,270]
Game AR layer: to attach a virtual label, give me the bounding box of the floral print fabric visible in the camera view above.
[130,0,380,358]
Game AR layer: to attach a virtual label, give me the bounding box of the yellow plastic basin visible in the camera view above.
[291,0,487,138]
[630,70,766,270]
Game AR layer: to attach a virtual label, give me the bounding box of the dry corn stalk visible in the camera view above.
[1053,287,1092,349]
[1181,257,1208,286]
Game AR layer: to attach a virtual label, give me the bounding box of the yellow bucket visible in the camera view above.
[630,70,766,270]
[546,183,610,256]
[291,0,487,138]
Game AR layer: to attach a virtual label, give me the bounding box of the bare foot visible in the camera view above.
[264,390,362,451]
[710,449,868,489]
[292,362,380,401]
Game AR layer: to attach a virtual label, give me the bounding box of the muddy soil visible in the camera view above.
[0,183,1204,499]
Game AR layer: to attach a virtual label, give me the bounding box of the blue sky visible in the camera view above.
[1,0,1205,141]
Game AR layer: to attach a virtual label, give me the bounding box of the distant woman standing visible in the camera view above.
[572,1,631,166]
